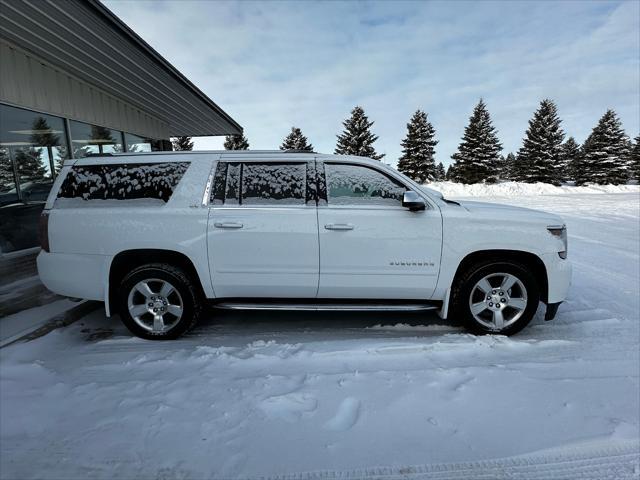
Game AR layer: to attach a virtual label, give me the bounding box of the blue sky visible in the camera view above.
[105,0,640,167]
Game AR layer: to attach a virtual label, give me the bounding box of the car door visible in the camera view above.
[207,157,319,298]
[317,161,442,299]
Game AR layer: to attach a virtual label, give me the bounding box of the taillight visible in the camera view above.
[39,211,50,252]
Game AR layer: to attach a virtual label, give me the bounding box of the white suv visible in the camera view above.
[37,151,571,339]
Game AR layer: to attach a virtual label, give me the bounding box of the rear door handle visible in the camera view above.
[214,222,243,229]
[324,223,354,231]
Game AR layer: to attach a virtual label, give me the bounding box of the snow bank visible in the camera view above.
[426,181,640,197]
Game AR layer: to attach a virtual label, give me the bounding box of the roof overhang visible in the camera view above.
[0,0,242,137]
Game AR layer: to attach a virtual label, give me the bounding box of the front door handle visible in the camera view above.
[214,222,244,229]
[324,223,355,231]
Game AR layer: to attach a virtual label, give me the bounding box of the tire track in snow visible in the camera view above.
[256,440,639,480]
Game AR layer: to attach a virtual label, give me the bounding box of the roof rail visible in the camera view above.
[84,153,114,157]
[283,149,317,154]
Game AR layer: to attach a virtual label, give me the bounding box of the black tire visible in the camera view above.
[117,263,202,340]
[450,260,540,336]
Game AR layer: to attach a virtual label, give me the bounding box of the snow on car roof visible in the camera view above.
[72,150,384,166]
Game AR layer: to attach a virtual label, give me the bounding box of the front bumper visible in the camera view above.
[540,252,572,319]
[545,302,562,321]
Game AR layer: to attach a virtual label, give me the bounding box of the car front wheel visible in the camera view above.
[452,260,540,335]
[117,263,201,340]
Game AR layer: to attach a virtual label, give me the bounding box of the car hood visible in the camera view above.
[456,200,564,226]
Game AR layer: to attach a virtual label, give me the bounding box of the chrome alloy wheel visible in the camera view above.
[127,278,183,333]
[468,273,528,331]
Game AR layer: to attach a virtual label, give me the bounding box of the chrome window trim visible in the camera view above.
[318,205,416,212]
[202,167,216,207]
[203,155,222,207]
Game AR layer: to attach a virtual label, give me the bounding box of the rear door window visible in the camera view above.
[211,161,314,206]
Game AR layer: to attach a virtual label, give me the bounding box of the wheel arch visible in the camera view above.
[452,249,549,304]
[108,249,206,316]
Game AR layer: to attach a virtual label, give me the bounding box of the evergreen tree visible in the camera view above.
[516,99,565,185]
[54,146,69,173]
[30,117,61,147]
[559,137,581,183]
[335,106,384,160]
[397,110,438,183]
[224,134,249,150]
[280,127,314,151]
[450,99,502,183]
[445,164,456,181]
[582,110,630,184]
[14,147,48,181]
[574,140,591,186]
[500,153,517,180]
[628,135,639,181]
[172,136,194,151]
[0,148,14,188]
[511,153,527,181]
[435,162,446,181]
[30,117,65,174]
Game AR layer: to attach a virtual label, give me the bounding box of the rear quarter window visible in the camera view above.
[56,162,189,207]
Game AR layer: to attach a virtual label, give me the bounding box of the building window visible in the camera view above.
[124,133,166,153]
[69,120,123,158]
[0,104,70,253]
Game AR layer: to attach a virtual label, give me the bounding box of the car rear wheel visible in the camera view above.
[451,260,540,335]
[118,263,201,340]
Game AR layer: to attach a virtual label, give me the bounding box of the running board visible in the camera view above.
[213,300,440,312]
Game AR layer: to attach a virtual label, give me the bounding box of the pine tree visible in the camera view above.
[450,99,502,183]
[627,135,639,181]
[335,106,384,160]
[516,99,565,185]
[30,117,61,147]
[500,153,517,180]
[224,134,249,150]
[280,127,314,151]
[0,148,14,188]
[559,137,581,183]
[54,145,69,173]
[172,136,194,151]
[445,164,455,181]
[574,140,591,186]
[582,110,630,184]
[435,162,446,181]
[397,110,438,183]
[14,147,49,181]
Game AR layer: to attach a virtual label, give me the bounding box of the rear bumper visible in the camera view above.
[540,252,572,305]
[37,251,109,301]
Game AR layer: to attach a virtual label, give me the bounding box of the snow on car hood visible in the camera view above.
[457,200,564,225]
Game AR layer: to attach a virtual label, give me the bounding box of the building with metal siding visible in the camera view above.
[0,0,241,315]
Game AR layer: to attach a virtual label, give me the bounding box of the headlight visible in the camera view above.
[548,225,568,259]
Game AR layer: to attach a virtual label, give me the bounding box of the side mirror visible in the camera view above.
[402,190,426,211]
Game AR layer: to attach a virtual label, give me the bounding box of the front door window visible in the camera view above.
[324,163,406,207]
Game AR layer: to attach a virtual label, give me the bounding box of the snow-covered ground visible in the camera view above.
[429,180,640,197]
[1,190,639,479]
